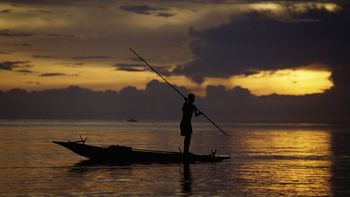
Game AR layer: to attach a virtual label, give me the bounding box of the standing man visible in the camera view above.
[180,93,201,156]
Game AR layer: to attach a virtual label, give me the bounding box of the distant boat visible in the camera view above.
[53,140,229,163]
[126,118,138,122]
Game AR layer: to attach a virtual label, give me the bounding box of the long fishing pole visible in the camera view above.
[129,48,228,136]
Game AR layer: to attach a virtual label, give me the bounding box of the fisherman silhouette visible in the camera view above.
[180,93,201,157]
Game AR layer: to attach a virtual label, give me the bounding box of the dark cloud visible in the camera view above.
[45,33,76,38]
[0,80,349,121]
[40,72,68,77]
[114,63,146,72]
[0,9,12,13]
[54,62,85,67]
[160,0,332,4]
[120,4,166,14]
[116,62,171,74]
[32,55,57,59]
[0,62,15,71]
[156,12,174,17]
[1,0,100,5]
[0,61,31,71]
[174,3,350,84]
[16,69,34,74]
[0,29,35,37]
[26,81,40,84]
[72,56,111,60]
[39,72,79,77]
[120,4,174,17]
[0,0,292,5]
[38,9,54,14]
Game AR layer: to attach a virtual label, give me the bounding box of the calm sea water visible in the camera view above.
[0,120,349,196]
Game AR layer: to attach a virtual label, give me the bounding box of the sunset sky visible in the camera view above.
[0,0,348,96]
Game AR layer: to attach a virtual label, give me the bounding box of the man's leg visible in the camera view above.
[184,134,191,155]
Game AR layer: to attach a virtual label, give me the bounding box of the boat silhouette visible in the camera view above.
[53,140,229,163]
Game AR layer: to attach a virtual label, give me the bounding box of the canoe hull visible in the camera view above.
[53,141,229,163]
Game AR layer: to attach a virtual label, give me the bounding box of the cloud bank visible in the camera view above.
[0,80,349,121]
[0,61,31,71]
[174,3,350,89]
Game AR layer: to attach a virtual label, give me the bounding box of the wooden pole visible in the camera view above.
[129,48,228,136]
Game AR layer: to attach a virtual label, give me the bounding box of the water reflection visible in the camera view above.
[239,130,332,157]
[64,160,194,196]
[1,121,350,195]
[233,129,333,196]
[181,163,192,195]
[65,162,188,196]
[69,161,195,196]
[330,128,350,196]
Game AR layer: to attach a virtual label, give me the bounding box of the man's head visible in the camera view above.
[187,93,195,103]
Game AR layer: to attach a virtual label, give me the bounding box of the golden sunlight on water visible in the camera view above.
[234,130,332,196]
[1,121,348,196]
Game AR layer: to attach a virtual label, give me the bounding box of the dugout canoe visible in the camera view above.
[53,140,229,163]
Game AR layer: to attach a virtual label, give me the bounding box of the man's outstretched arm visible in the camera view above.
[194,106,202,117]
